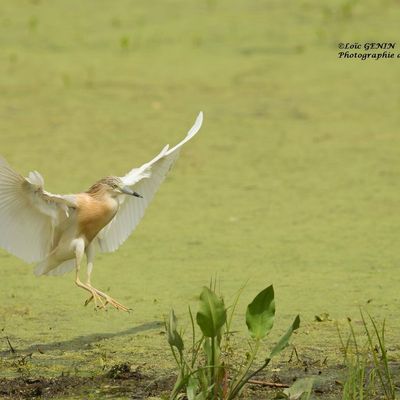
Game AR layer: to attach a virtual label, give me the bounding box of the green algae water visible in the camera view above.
[0,0,399,397]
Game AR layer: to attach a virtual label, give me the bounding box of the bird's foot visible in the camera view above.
[84,290,105,309]
[85,285,131,312]
[76,278,107,310]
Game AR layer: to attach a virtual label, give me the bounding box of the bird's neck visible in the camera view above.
[86,184,111,199]
[88,190,118,207]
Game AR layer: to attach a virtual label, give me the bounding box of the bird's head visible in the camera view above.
[87,176,143,199]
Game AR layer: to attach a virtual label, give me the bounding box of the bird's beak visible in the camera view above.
[120,186,143,198]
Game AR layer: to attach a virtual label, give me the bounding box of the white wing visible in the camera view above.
[0,157,76,263]
[97,112,203,253]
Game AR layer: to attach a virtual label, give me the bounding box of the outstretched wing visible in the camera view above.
[0,157,76,263]
[97,112,203,253]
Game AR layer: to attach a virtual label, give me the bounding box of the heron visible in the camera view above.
[0,112,203,311]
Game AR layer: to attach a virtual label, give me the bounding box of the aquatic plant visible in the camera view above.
[339,311,396,400]
[166,283,300,400]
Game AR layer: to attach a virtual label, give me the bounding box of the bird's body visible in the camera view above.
[35,187,119,276]
[0,113,203,311]
[77,189,119,244]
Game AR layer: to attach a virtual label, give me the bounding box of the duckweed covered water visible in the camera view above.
[0,0,399,397]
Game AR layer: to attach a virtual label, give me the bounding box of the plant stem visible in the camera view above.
[368,314,395,398]
[228,340,261,400]
[228,357,271,400]
[170,346,180,367]
[360,311,390,399]
[211,335,216,399]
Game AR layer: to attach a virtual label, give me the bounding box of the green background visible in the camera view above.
[0,0,399,388]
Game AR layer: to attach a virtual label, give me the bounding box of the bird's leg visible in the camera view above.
[74,239,104,309]
[84,242,130,312]
[83,243,96,307]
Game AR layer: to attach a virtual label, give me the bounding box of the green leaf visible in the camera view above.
[203,338,212,367]
[246,285,275,339]
[166,310,184,353]
[196,287,226,338]
[269,315,300,359]
[283,377,314,400]
[186,376,198,400]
